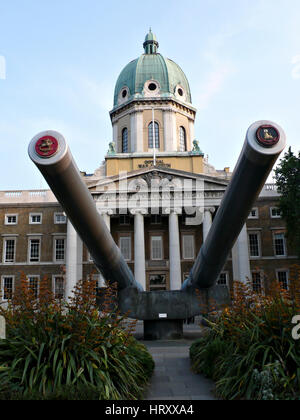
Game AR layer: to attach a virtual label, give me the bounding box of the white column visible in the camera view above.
[189,118,195,149]
[232,224,251,284]
[0,316,6,339]
[131,111,143,153]
[66,220,83,300]
[131,209,146,290]
[112,122,118,151]
[168,208,182,290]
[163,110,177,151]
[203,207,215,242]
[98,209,113,287]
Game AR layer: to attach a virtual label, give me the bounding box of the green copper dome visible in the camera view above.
[113,31,192,109]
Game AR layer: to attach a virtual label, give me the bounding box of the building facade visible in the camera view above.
[0,31,298,302]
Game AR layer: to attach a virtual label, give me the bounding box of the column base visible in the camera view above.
[143,320,183,340]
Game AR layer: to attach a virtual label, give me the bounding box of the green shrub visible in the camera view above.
[0,275,154,400]
[190,266,300,400]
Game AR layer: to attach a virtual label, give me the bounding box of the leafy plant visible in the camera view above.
[190,266,300,400]
[0,273,154,400]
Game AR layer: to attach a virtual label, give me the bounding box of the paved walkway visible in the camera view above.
[134,323,217,400]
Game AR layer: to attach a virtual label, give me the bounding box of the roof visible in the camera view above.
[112,31,192,109]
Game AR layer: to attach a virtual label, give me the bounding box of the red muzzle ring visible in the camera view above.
[35,135,59,158]
[256,125,280,148]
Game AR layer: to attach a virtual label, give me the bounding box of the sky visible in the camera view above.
[0,0,299,190]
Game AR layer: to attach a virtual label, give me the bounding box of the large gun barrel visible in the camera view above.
[28,131,143,292]
[182,120,286,291]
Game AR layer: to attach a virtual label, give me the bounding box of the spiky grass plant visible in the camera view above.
[190,266,300,400]
[0,273,154,400]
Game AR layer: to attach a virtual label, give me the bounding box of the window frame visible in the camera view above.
[4,214,18,225]
[251,270,264,294]
[53,236,66,263]
[122,127,129,153]
[273,232,287,257]
[248,232,261,258]
[1,275,14,301]
[179,126,187,152]
[3,237,16,263]
[151,235,164,261]
[28,237,41,263]
[276,269,289,291]
[119,235,132,262]
[52,275,65,300]
[148,121,160,149]
[217,272,229,288]
[29,213,42,225]
[27,275,40,299]
[182,234,195,260]
[248,208,259,219]
[54,212,67,224]
[270,207,282,219]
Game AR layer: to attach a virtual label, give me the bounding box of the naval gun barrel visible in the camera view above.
[182,120,286,291]
[28,131,143,292]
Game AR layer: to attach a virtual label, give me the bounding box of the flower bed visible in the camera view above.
[190,266,300,400]
[0,275,154,400]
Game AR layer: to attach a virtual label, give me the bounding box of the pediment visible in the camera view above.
[88,167,229,195]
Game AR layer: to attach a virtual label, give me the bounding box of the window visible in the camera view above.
[54,238,65,262]
[273,233,286,257]
[29,213,42,224]
[252,271,263,293]
[149,274,166,292]
[122,128,128,153]
[53,276,64,299]
[270,207,281,218]
[119,236,131,261]
[3,238,16,263]
[1,276,14,300]
[29,238,40,263]
[182,235,195,260]
[54,212,67,224]
[217,272,229,287]
[5,214,18,225]
[277,270,289,290]
[119,215,130,225]
[179,126,187,152]
[151,236,163,260]
[148,122,160,149]
[28,276,39,299]
[248,233,260,257]
[248,208,259,219]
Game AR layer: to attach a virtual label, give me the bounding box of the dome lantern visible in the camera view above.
[143,28,159,54]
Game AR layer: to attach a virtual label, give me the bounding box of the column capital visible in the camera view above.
[204,207,215,214]
[130,208,148,216]
[163,207,182,215]
[97,208,114,216]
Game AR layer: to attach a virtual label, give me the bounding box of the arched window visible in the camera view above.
[179,126,187,152]
[122,128,128,153]
[148,122,160,149]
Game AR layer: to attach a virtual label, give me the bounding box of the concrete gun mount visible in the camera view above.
[28,121,286,340]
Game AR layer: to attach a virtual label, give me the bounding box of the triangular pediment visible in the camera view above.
[88,166,229,194]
